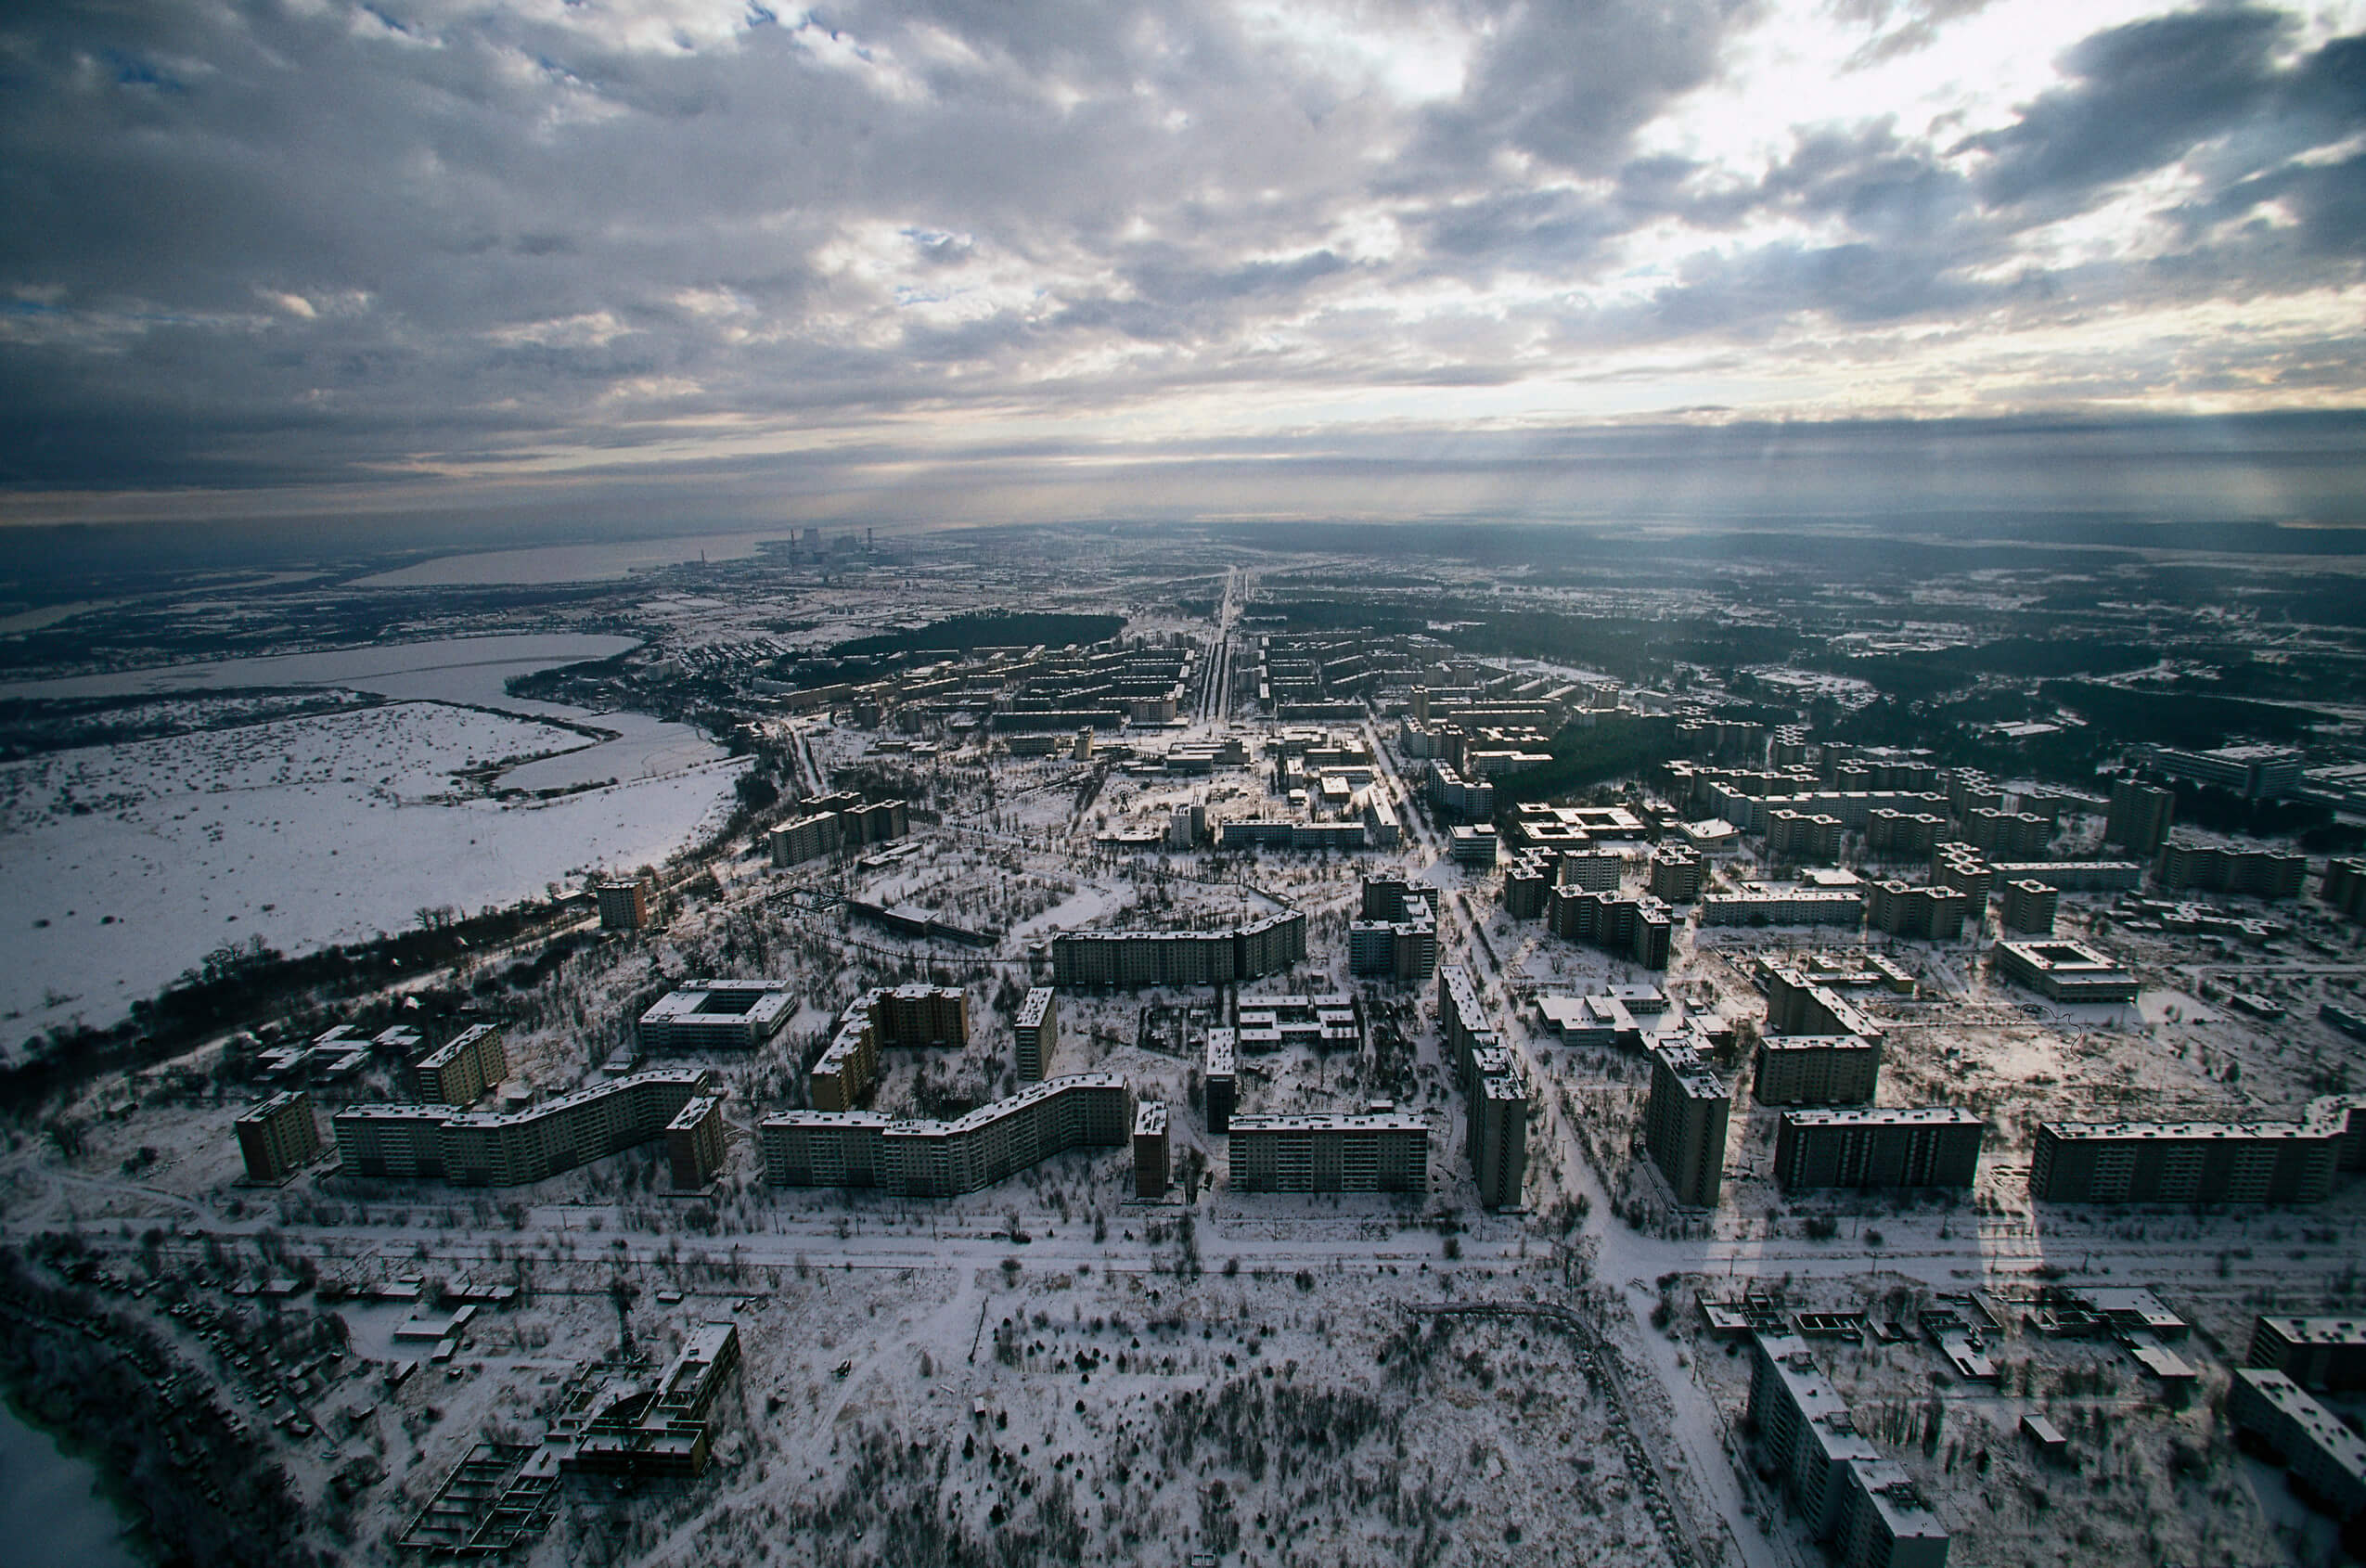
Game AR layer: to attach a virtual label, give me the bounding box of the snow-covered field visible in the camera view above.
[2,705,740,1047]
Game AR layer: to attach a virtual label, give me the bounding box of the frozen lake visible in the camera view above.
[0,1400,141,1568]
[0,636,743,1043]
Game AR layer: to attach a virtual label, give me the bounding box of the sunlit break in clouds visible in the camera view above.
[2,0,2362,530]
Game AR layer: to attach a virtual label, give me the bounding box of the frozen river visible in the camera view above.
[0,636,743,1045]
[0,1399,140,1568]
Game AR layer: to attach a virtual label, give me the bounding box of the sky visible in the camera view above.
[1,0,2362,534]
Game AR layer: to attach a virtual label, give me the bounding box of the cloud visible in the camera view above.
[0,0,2357,510]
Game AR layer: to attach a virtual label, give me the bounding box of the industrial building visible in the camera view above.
[412,1023,508,1106]
[1989,938,2139,1003]
[760,1074,1131,1197]
[1204,1029,1237,1134]
[1048,912,1306,987]
[334,1070,714,1187]
[2248,1317,2366,1391]
[1014,986,1058,1081]
[2029,1096,2366,1202]
[1753,1035,1881,1107]
[1773,1107,1984,1191]
[1228,1109,1429,1193]
[236,1090,324,1183]
[1645,1038,1731,1208]
[1133,1101,1170,1199]
[637,980,797,1053]
[1749,1332,1952,1568]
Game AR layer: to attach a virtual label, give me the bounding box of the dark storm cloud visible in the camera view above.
[0,0,2360,505]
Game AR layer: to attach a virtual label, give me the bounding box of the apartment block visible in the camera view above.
[1449,824,1499,868]
[1204,1029,1237,1134]
[1998,879,2059,935]
[1545,886,1674,970]
[1750,1333,1951,1568]
[1014,987,1058,1081]
[1930,844,1995,908]
[1133,1101,1171,1199]
[1645,1038,1730,1208]
[1864,881,1968,942]
[1649,845,1705,902]
[596,878,652,931]
[1774,1108,1984,1191]
[1234,994,1360,1052]
[2225,1369,2366,1524]
[2155,841,2308,900]
[665,1094,727,1190]
[2141,743,2305,801]
[1049,912,1306,988]
[808,984,971,1111]
[335,1071,713,1187]
[2323,857,2366,922]
[1754,1035,1881,1107]
[1701,889,1864,929]
[2029,1096,2366,1202]
[2105,778,2175,855]
[1767,809,1845,864]
[2249,1317,2366,1392]
[1228,1110,1429,1193]
[235,1090,324,1183]
[410,1023,508,1106]
[1351,880,1437,981]
[1469,1052,1530,1211]
[761,1074,1131,1196]
[1961,807,2051,859]
[1766,970,1884,1040]
[1865,809,1946,858]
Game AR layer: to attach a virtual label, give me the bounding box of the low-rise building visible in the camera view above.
[1989,938,2139,1003]
[638,981,797,1053]
[1234,994,1360,1052]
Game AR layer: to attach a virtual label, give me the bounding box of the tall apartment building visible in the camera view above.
[1750,1333,1951,1568]
[1865,808,1946,858]
[2248,1317,2366,1391]
[1049,912,1306,988]
[1649,845,1704,902]
[2029,1096,2366,1202]
[1961,807,2051,859]
[2323,858,2366,922]
[1228,1110,1429,1193]
[1998,879,2059,935]
[1350,878,1438,981]
[1864,881,1968,941]
[809,984,971,1111]
[1774,1108,1984,1190]
[1133,1101,1171,1199]
[1754,1035,1882,1107]
[1014,987,1058,1081]
[1645,1039,1731,1208]
[638,981,798,1053]
[665,1095,727,1190]
[1545,886,1674,970]
[1986,860,2143,893]
[761,1074,1131,1197]
[1766,969,1884,1040]
[1468,1047,1530,1210]
[335,1070,714,1187]
[1448,824,1499,868]
[1439,965,1502,1088]
[412,1023,508,1106]
[1701,889,1863,929]
[235,1090,323,1183]
[2224,1369,2366,1524]
[2154,841,2308,900]
[1204,1029,1237,1134]
[596,878,653,931]
[2105,778,2176,855]
[1559,849,1625,892]
[1930,843,1995,909]
[1767,809,1845,864]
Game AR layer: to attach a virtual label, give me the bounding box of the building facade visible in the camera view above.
[236,1090,323,1182]
[1645,1039,1731,1208]
[1228,1111,1429,1193]
[1773,1108,1984,1191]
[760,1074,1131,1197]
